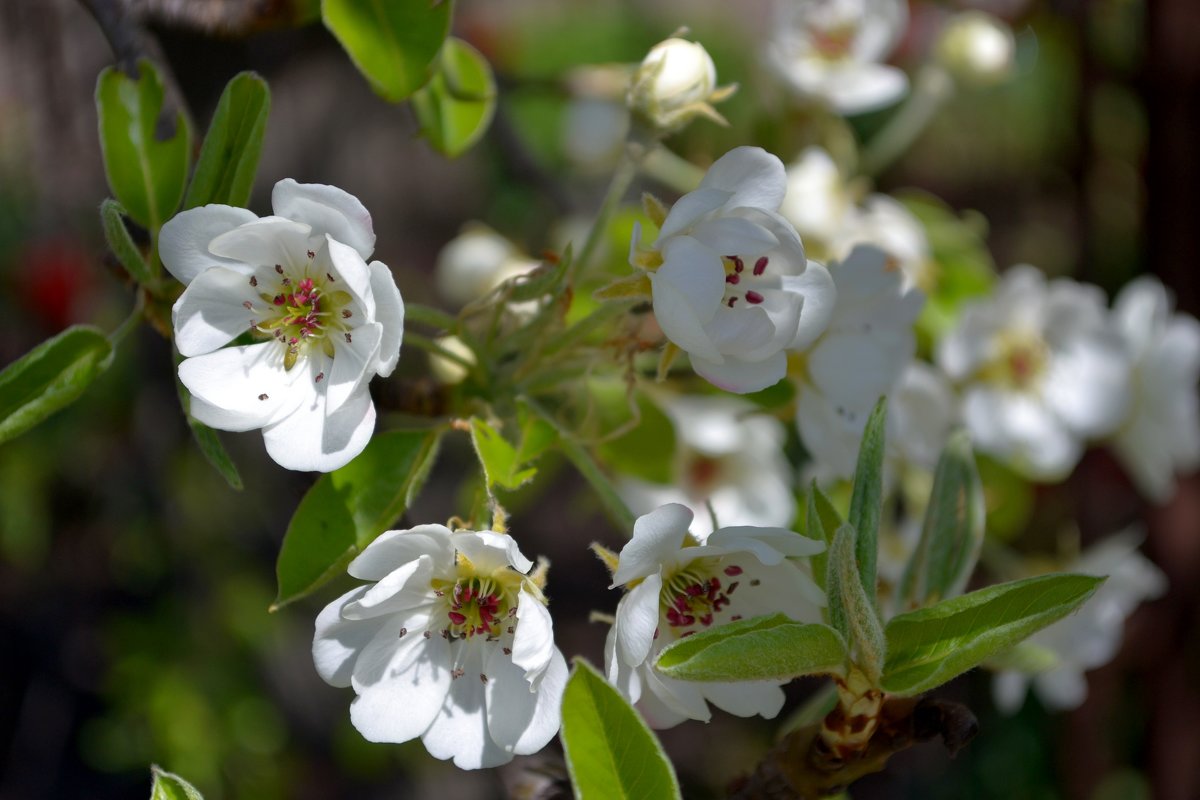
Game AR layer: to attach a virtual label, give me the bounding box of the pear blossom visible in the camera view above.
[313,524,568,769]
[992,533,1166,712]
[603,504,825,728]
[628,37,730,132]
[1107,277,1200,503]
[160,180,403,472]
[936,11,1016,87]
[640,146,835,393]
[888,361,958,472]
[792,245,924,478]
[617,395,796,536]
[435,225,541,308]
[938,267,1130,480]
[766,0,910,115]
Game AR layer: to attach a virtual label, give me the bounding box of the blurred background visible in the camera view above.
[0,0,1197,798]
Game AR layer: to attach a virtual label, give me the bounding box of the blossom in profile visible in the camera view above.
[639,146,835,394]
[791,245,924,478]
[617,394,796,536]
[992,532,1166,712]
[161,180,403,472]
[313,525,568,769]
[766,0,910,115]
[1105,277,1200,502]
[601,504,825,728]
[938,267,1130,480]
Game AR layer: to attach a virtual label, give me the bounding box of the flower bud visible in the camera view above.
[428,335,475,384]
[628,37,731,133]
[936,12,1015,87]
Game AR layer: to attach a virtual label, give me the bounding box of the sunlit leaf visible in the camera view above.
[100,199,155,288]
[411,37,497,157]
[469,417,537,491]
[827,525,886,683]
[184,72,270,209]
[656,614,847,682]
[847,397,886,608]
[150,766,204,800]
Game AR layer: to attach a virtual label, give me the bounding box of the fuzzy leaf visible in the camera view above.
[469,417,537,491]
[883,573,1105,696]
[150,766,204,800]
[828,525,886,684]
[847,396,886,608]
[805,482,843,589]
[656,614,847,682]
[100,199,154,287]
[184,71,270,209]
[560,659,681,800]
[411,37,496,157]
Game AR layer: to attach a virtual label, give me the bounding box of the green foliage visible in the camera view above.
[899,431,985,608]
[656,614,847,682]
[805,481,843,590]
[560,659,681,800]
[411,37,497,158]
[100,199,154,288]
[322,0,454,102]
[827,525,886,684]
[184,72,270,209]
[0,326,113,445]
[174,370,243,491]
[95,59,191,233]
[882,573,1104,696]
[469,417,538,491]
[847,397,887,608]
[592,382,676,485]
[273,428,442,609]
[150,766,205,800]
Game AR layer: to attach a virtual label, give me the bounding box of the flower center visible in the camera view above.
[721,255,771,308]
[684,453,725,496]
[979,329,1049,392]
[247,257,353,370]
[660,557,746,635]
[432,569,524,641]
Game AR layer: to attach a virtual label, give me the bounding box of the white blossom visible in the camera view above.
[628,37,727,132]
[617,395,796,536]
[160,180,403,472]
[435,225,541,308]
[313,525,568,769]
[792,245,924,478]
[766,0,910,115]
[992,533,1166,712]
[936,11,1016,87]
[604,504,825,728]
[938,267,1130,480]
[642,146,835,394]
[1107,277,1200,502]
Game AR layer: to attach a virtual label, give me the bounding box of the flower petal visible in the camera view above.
[350,630,449,744]
[369,261,404,376]
[350,608,436,690]
[651,275,724,364]
[160,205,259,285]
[689,216,779,257]
[699,146,787,211]
[261,374,376,472]
[657,187,733,241]
[702,681,786,719]
[207,216,313,270]
[323,235,375,313]
[658,235,726,324]
[615,572,663,668]
[691,350,787,394]
[453,530,534,574]
[485,644,567,757]
[422,644,512,769]
[172,267,261,357]
[784,261,836,350]
[341,555,435,620]
[179,342,305,432]
[613,504,693,586]
[706,526,825,561]
[348,525,455,581]
[272,178,376,259]
[313,585,380,688]
[326,322,382,414]
[512,589,555,682]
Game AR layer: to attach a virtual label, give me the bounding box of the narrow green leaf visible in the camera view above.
[899,431,984,608]
[0,326,113,445]
[100,199,154,287]
[184,72,270,209]
[805,482,843,590]
[173,367,242,491]
[828,525,887,684]
[882,573,1105,696]
[273,428,442,609]
[150,766,204,800]
[656,614,847,682]
[322,0,454,102]
[847,396,887,607]
[411,37,497,158]
[560,659,681,800]
[95,59,191,232]
[469,417,537,491]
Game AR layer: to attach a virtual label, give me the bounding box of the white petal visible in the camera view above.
[634,678,690,729]
[962,388,1081,479]
[485,644,567,756]
[1043,339,1131,437]
[324,235,375,313]
[992,671,1030,715]
[658,235,726,324]
[512,589,555,681]
[657,187,733,240]
[351,608,435,689]
[369,261,404,376]
[613,504,692,586]
[704,306,775,356]
[1033,667,1089,710]
[179,342,304,432]
[160,205,259,285]
[342,555,435,620]
[605,625,642,704]
[652,275,724,364]
[692,350,787,394]
[172,267,261,357]
[702,681,786,719]
[615,573,663,668]
[784,261,837,350]
[690,217,779,257]
[453,531,534,574]
[700,146,787,212]
[707,526,825,562]
[350,631,449,744]
[261,376,375,472]
[312,585,377,687]
[422,645,512,769]
[348,525,455,581]
[821,64,909,115]
[207,216,313,269]
[272,178,376,259]
[641,666,712,723]
[326,322,382,414]
[795,383,862,479]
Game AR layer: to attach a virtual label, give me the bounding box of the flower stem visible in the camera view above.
[405,332,477,371]
[108,293,146,349]
[569,140,647,283]
[860,65,955,177]
[642,144,705,194]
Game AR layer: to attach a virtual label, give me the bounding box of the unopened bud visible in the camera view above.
[429,335,475,384]
[628,37,732,133]
[936,12,1015,87]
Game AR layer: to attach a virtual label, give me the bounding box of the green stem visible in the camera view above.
[108,294,146,348]
[642,144,705,194]
[860,65,955,177]
[405,302,461,331]
[405,331,477,371]
[570,140,647,282]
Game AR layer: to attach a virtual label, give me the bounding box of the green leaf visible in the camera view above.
[899,431,984,608]
[592,382,676,485]
[515,401,557,465]
[150,766,204,800]
[882,573,1105,696]
[805,482,843,589]
[322,0,454,102]
[100,199,154,288]
[273,428,442,609]
[656,614,847,682]
[411,37,497,158]
[469,418,537,491]
[560,659,681,800]
[847,397,887,608]
[95,59,191,232]
[0,326,113,445]
[184,72,270,209]
[173,366,242,491]
[827,525,886,684]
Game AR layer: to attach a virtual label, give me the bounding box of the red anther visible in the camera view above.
[653,627,660,639]
[727,581,739,594]
[727,297,738,307]
[243,301,253,310]
[724,565,743,576]
[753,257,769,275]
[728,256,745,273]
[674,596,689,613]
[725,273,740,285]
[448,611,467,625]
[731,614,743,621]
[686,583,704,596]
[273,294,285,305]
[274,264,284,274]
[745,290,765,304]
[700,613,714,626]
[315,372,325,383]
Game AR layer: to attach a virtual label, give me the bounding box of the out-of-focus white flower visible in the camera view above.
[435,225,541,308]
[617,395,796,536]
[640,146,835,393]
[792,245,924,478]
[938,267,1130,480]
[313,525,567,769]
[766,0,910,115]
[563,98,630,173]
[603,504,825,728]
[160,180,403,472]
[835,195,933,293]
[628,37,731,132]
[992,532,1166,713]
[1107,277,1200,503]
[936,11,1016,87]
[888,361,958,472]
[428,335,475,385]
